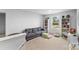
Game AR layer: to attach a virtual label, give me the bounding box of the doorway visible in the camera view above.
[0,13,5,37]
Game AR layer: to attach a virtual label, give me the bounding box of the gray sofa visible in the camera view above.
[24,27,44,41]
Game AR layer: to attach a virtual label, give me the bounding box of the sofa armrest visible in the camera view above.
[41,28,44,31]
[22,29,27,33]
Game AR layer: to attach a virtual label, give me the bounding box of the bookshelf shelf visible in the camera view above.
[62,15,70,37]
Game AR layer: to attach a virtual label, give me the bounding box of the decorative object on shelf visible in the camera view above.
[66,15,70,18]
[62,16,65,19]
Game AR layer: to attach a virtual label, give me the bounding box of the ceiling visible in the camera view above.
[0,9,72,15]
[25,9,72,15]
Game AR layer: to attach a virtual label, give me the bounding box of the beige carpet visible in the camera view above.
[21,36,69,50]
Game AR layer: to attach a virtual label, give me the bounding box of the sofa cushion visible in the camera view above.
[27,33,35,37]
[35,31,42,35]
[37,27,41,31]
[32,28,38,33]
[27,29,33,33]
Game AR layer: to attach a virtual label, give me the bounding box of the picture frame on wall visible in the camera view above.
[52,17,59,28]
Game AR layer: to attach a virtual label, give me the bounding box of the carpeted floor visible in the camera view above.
[21,36,70,50]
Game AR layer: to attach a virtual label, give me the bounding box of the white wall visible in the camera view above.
[44,10,77,35]
[0,10,43,50]
[5,10,43,35]
[77,9,79,34]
